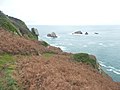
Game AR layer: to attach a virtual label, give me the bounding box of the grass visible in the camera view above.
[43,52,55,58]
[0,11,38,40]
[73,53,97,68]
[0,12,21,36]
[0,54,20,90]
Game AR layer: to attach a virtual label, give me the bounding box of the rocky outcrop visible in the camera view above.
[85,32,88,35]
[94,32,99,34]
[47,32,57,38]
[31,28,39,39]
[73,31,83,34]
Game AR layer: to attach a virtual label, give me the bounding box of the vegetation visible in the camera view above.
[0,11,20,35]
[41,41,49,47]
[0,11,38,40]
[43,52,55,58]
[73,53,97,68]
[9,16,38,40]
[0,54,20,90]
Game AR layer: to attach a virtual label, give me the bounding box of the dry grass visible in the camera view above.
[15,55,120,90]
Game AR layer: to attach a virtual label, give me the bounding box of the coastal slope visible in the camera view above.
[0,12,120,90]
[0,28,120,90]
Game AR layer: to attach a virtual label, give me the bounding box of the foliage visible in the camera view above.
[0,16,20,35]
[41,41,49,47]
[73,53,97,68]
[9,16,38,40]
[0,54,20,90]
[0,11,38,40]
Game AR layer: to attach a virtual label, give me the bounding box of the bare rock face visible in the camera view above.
[47,32,57,38]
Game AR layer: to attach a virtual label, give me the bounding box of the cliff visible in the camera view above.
[0,12,120,90]
[0,11,38,40]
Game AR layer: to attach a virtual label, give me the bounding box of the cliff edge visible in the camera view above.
[0,11,38,40]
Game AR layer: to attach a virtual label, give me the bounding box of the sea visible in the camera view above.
[29,25,120,82]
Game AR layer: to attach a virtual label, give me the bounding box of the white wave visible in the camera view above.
[106,68,120,75]
[113,71,120,75]
[99,63,107,68]
[99,43,103,45]
[57,46,66,50]
[50,44,58,46]
[83,45,87,47]
[107,66,115,69]
[102,65,120,75]
[50,43,66,51]
[68,33,73,35]
[98,43,107,47]
[106,69,112,71]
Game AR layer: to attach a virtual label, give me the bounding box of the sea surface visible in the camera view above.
[29,25,120,82]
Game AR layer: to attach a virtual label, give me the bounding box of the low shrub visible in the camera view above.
[73,53,97,68]
[41,41,49,47]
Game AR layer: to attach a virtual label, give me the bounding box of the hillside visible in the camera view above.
[0,28,120,90]
[0,12,120,90]
[0,11,38,40]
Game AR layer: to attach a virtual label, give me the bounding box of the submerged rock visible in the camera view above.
[47,32,57,38]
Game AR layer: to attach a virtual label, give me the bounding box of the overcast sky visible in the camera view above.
[0,0,120,25]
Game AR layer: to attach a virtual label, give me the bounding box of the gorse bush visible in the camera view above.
[73,53,97,68]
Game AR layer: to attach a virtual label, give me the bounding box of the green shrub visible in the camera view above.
[41,41,49,47]
[73,53,97,68]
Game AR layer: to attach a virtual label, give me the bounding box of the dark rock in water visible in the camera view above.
[94,32,99,34]
[73,31,83,34]
[47,32,57,38]
[85,32,88,35]
[31,28,39,36]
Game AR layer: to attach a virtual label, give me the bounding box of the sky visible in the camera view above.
[0,0,120,25]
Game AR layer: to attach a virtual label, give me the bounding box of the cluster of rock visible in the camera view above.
[72,31,88,35]
[72,31,99,35]
[47,32,57,38]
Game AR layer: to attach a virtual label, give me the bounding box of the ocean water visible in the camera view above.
[29,25,120,82]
